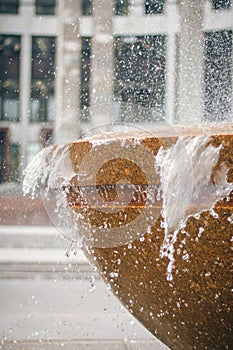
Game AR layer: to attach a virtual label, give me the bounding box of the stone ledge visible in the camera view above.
[0,247,86,264]
[1,339,167,350]
[0,226,67,248]
[0,247,96,280]
[0,226,95,279]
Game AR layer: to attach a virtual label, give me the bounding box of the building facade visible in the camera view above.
[0,0,232,188]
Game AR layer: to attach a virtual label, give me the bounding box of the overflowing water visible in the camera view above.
[155,136,233,280]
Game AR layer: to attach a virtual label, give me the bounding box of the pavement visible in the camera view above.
[0,226,170,350]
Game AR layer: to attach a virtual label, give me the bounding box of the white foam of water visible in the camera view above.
[155,136,233,280]
[23,144,74,197]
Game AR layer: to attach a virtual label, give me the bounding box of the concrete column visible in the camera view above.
[19,7,32,178]
[176,0,204,124]
[19,34,31,179]
[90,0,114,127]
[17,0,34,179]
[130,0,144,16]
[55,0,81,144]
[165,32,176,125]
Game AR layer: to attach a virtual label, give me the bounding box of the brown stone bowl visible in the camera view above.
[64,125,233,350]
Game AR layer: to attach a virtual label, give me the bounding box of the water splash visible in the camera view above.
[23,144,83,246]
[155,136,233,281]
[23,144,72,198]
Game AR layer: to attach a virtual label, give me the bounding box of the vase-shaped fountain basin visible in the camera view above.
[30,124,233,350]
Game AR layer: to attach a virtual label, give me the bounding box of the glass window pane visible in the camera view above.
[31,99,40,121]
[35,0,56,15]
[212,0,231,10]
[48,96,55,122]
[204,30,232,122]
[0,35,20,121]
[0,0,19,14]
[9,143,20,182]
[3,98,18,120]
[0,128,10,183]
[82,0,92,16]
[114,35,166,122]
[31,36,56,122]
[27,142,41,164]
[0,130,19,184]
[80,37,91,120]
[40,127,53,147]
[115,0,129,15]
[145,0,165,15]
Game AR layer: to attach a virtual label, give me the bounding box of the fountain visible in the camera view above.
[23,123,233,350]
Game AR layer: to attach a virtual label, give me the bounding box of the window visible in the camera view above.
[82,0,92,16]
[115,0,129,15]
[212,0,231,10]
[114,35,166,122]
[145,0,165,15]
[27,142,41,164]
[0,129,18,183]
[9,143,19,182]
[40,127,53,147]
[35,0,56,15]
[204,30,232,121]
[80,37,91,120]
[0,0,19,14]
[0,128,9,183]
[0,35,20,122]
[31,36,56,122]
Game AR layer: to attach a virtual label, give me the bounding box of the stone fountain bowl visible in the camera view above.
[57,125,232,350]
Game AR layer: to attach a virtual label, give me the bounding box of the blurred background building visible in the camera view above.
[0,2,232,347]
[0,0,232,221]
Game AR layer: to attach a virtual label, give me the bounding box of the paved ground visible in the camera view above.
[0,226,170,350]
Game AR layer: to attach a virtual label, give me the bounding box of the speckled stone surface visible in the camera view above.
[66,125,233,350]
